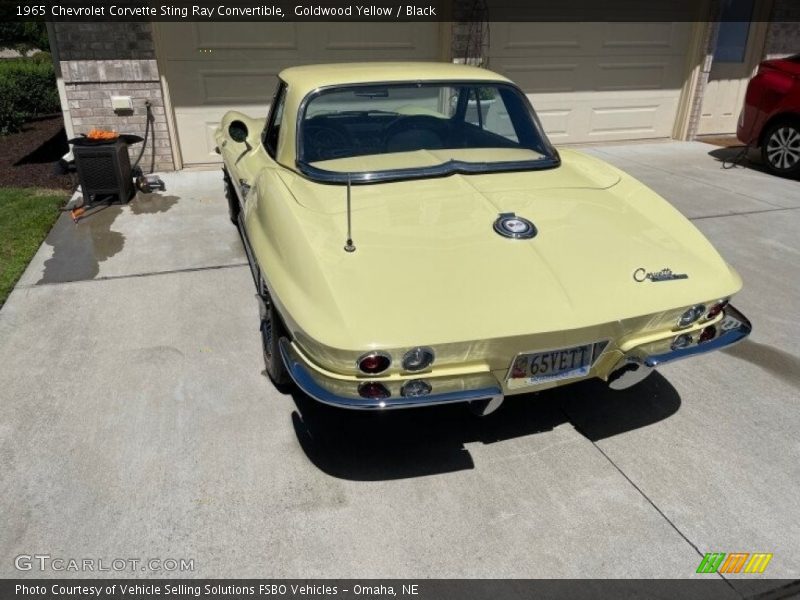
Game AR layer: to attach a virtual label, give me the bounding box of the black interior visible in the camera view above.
[302,112,520,163]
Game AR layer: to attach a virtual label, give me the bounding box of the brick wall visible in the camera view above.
[763,0,800,60]
[52,23,175,172]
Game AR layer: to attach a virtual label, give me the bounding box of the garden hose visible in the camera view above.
[132,100,154,173]
[722,85,766,170]
[722,143,750,169]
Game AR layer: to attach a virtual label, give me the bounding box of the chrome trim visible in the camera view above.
[608,305,751,390]
[227,177,260,289]
[355,350,392,375]
[280,338,503,410]
[297,157,560,185]
[294,80,560,185]
[633,267,689,282]
[644,305,751,368]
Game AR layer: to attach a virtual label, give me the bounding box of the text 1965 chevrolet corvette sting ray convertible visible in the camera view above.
[215,62,751,415]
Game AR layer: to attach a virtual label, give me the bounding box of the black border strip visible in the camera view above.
[3,579,800,600]
[1,0,793,22]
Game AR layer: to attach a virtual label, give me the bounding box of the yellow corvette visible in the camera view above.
[215,62,750,415]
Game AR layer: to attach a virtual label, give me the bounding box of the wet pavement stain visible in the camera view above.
[37,193,180,285]
[38,204,125,284]
[130,193,179,215]
[724,339,800,390]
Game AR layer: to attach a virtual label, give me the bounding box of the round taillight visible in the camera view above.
[677,304,706,328]
[401,347,435,372]
[357,351,391,374]
[706,299,729,320]
[699,325,717,344]
[358,382,390,400]
[401,379,432,398]
[671,333,693,351]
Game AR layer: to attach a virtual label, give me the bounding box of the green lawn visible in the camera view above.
[0,188,66,307]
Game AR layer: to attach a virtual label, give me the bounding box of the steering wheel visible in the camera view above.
[303,122,353,161]
[383,115,449,153]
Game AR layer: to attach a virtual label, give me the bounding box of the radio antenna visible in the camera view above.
[344,173,356,252]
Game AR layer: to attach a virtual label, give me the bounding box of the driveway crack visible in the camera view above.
[17,262,250,289]
[689,205,800,221]
[564,407,742,596]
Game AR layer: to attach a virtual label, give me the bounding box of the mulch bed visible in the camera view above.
[0,115,74,190]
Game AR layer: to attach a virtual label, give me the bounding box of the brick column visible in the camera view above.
[684,2,721,141]
[763,0,800,60]
[52,23,175,172]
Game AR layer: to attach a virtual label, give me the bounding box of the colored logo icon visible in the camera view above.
[697,552,773,574]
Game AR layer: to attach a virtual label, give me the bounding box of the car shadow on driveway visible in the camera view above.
[706,145,798,179]
[289,373,681,481]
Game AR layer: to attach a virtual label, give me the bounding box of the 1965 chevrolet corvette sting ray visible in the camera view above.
[215,62,751,415]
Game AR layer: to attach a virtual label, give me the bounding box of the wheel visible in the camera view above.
[224,175,240,225]
[257,276,291,386]
[761,121,800,177]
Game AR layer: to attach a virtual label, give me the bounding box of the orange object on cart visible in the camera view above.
[86,128,118,140]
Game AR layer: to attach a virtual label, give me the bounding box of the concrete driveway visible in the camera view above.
[1,142,798,591]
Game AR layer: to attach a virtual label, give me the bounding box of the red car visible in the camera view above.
[737,54,800,177]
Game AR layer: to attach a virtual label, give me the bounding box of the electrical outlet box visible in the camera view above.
[111,95,133,113]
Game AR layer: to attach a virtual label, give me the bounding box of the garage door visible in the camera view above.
[155,23,442,165]
[488,22,692,144]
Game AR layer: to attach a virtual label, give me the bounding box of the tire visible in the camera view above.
[258,275,291,386]
[224,175,240,225]
[761,120,800,177]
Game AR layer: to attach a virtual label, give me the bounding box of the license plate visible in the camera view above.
[508,344,594,387]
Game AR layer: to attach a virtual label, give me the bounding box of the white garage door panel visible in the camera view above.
[496,22,689,57]
[489,22,691,144]
[315,22,437,55]
[172,104,267,164]
[157,23,440,165]
[498,55,685,93]
[534,92,680,143]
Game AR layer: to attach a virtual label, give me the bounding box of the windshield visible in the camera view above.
[297,81,558,183]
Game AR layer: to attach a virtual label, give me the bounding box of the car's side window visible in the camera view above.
[264,82,287,159]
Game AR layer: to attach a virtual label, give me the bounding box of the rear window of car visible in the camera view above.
[298,82,555,168]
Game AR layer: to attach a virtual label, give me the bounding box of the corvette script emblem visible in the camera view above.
[633,267,689,282]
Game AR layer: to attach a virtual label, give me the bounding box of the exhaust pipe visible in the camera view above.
[607,359,654,390]
[469,394,505,416]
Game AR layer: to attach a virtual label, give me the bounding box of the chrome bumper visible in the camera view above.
[608,305,752,390]
[278,338,503,410]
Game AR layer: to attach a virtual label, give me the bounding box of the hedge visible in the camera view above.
[0,59,60,135]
